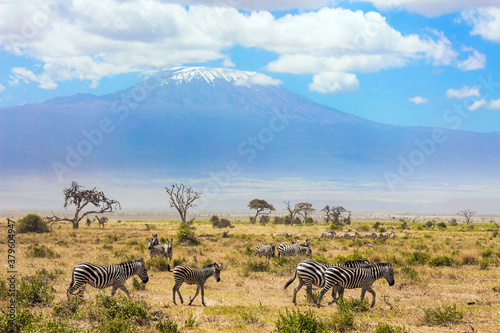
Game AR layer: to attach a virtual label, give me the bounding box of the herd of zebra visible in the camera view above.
[66,233,394,308]
[320,230,409,240]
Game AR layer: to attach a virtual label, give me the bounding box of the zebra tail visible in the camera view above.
[284,269,297,290]
[166,264,171,272]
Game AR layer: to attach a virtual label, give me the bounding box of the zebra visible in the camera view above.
[284,259,370,305]
[345,231,359,239]
[255,243,276,262]
[363,232,377,239]
[147,238,168,259]
[316,262,395,308]
[168,262,222,306]
[321,231,336,239]
[152,234,173,261]
[278,242,308,258]
[66,258,148,299]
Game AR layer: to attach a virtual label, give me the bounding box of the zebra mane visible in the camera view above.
[119,258,143,266]
[201,263,216,269]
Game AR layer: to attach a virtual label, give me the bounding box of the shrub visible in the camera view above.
[481,247,493,258]
[329,301,356,332]
[421,304,463,326]
[95,294,150,325]
[210,215,220,227]
[375,322,410,333]
[52,299,80,318]
[480,258,489,270]
[220,218,232,227]
[274,309,327,333]
[259,215,270,226]
[436,222,447,229]
[337,297,370,313]
[246,261,270,273]
[132,277,146,291]
[16,214,50,233]
[17,272,56,306]
[0,307,36,333]
[184,313,197,328]
[406,251,430,265]
[146,257,170,272]
[177,221,200,245]
[401,266,420,284]
[273,216,284,224]
[26,245,60,259]
[156,318,180,333]
[449,218,458,226]
[305,217,314,224]
[428,256,456,267]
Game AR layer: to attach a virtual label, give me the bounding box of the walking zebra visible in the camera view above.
[321,231,336,239]
[316,262,394,308]
[168,262,222,306]
[255,243,276,262]
[278,241,310,258]
[284,259,370,305]
[152,234,173,261]
[66,258,148,299]
[147,238,168,259]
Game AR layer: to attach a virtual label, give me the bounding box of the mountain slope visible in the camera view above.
[1,67,499,188]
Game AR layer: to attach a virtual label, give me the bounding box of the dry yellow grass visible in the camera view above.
[1,217,499,332]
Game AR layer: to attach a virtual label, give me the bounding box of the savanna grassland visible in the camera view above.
[1,217,499,332]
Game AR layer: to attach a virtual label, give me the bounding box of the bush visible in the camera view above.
[146,257,170,272]
[274,309,328,333]
[375,322,410,333]
[132,277,146,291]
[26,245,60,259]
[449,218,458,226]
[329,300,356,332]
[176,221,199,245]
[210,215,220,227]
[436,222,447,229]
[337,297,370,313]
[421,304,463,326]
[273,216,284,224]
[428,256,456,267]
[401,266,420,284]
[156,318,180,333]
[95,295,150,325]
[259,215,270,226]
[0,307,36,333]
[480,258,489,270]
[16,214,50,233]
[17,272,56,306]
[246,261,270,273]
[407,251,430,265]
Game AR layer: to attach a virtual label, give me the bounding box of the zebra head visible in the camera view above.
[147,238,155,250]
[136,258,149,283]
[381,263,395,286]
[213,262,222,282]
[303,239,310,247]
[152,234,159,245]
[270,243,276,257]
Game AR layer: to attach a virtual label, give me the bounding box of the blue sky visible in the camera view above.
[1,1,500,132]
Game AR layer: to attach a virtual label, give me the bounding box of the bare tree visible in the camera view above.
[458,209,476,225]
[284,201,301,226]
[165,184,202,223]
[46,181,120,229]
[321,205,333,223]
[332,206,347,225]
[296,202,315,220]
[248,199,275,224]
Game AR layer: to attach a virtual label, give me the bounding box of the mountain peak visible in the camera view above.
[153,66,280,87]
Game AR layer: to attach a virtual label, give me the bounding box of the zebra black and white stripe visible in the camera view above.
[147,238,168,259]
[316,262,395,308]
[168,262,222,306]
[152,234,173,261]
[278,242,311,258]
[66,258,148,299]
[284,259,370,305]
[255,243,276,261]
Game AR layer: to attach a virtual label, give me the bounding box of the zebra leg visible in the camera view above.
[363,287,376,307]
[189,285,201,306]
[173,285,183,305]
[119,285,131,298]
[316,284,332,308]
[329,286,343,305]
[306,284,317,304]
[111,285,118,296]
[292,279,304,305]
[201,285,206,306]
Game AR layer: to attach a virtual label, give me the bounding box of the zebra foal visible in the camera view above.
[316,262,394,308]
[168,262,222,306]
[255,243,276,262]
[66,258,148,299]
[284,259,370,305]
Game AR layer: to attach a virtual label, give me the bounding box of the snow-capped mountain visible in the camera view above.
[1,66,500,194]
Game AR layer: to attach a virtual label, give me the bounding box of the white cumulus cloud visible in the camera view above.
[457,50,486,70]
[469,99,487,111]
[487,99,500,109]
[0,83,5,92]
[462,7,500,42]
[409,96,428,104]
[446,86,480,98]
[234,73,282,86]
[309,72,359,94]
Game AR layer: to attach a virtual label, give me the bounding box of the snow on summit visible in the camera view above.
[155,67,281,87]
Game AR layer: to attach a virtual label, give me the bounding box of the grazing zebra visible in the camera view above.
[147,238,168,259]
[321,231,336,239]
[379,231,395,239]
[255,243,276,262]
[278,242,309,258]
[363,232,377,239]
[67,258,148,299]
[152,235,173,261]
[284,259,370,305]
[316,262,395,308]
[345,231,359,239]
[168,262,222,306]
[302,239,310,247]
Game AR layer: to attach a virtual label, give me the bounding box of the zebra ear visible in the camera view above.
[219,263,224,270]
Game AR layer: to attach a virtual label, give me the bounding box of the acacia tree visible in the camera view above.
[296,202,315,221]
[248,199,275,224]
[321,205,333,223]
[46,181,120,229]
[458,209,476,225]
[284,201,301,226]
[165,183,202,223]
